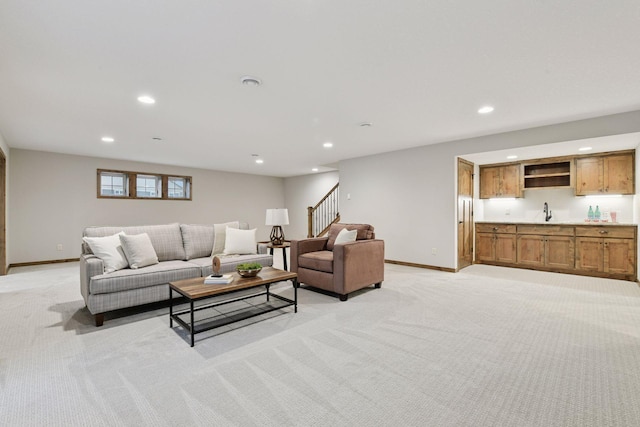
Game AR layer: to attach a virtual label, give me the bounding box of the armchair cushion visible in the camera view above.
[298,250,334,273]
[326,223,375,250]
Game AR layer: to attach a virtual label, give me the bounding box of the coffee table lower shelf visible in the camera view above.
[169,268,298,347]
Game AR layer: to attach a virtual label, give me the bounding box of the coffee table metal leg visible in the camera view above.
[294,279,298,313]
[190,300,195,347]
[169,288,173,328]
[266,283,270,301]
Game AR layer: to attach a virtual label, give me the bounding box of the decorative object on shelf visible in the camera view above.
[266,208,289,245]
[211,256,222,277]
[595,205,601,221]
[588,205,594,221]
[236,262,262,278]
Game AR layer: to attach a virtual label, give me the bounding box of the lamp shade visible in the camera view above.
[265,208,289,226]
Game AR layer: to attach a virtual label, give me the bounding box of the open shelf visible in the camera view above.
[523,161,571,189]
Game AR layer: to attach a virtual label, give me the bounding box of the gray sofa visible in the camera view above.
[80,222,272,326]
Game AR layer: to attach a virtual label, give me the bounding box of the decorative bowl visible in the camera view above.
[237,267,262,278]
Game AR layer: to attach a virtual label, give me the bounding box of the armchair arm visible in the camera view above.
[290,237,329,272]
[333,239,385,294]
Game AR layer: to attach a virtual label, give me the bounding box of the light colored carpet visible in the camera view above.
[1,259,640,426]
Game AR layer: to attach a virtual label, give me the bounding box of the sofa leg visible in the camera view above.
[95,313,104,327]
[339,294,348,302]
[374,282,382,289]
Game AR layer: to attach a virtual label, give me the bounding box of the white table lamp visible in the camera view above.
[266,208,289,245]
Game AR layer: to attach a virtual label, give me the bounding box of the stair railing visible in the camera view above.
[307,183,340,237]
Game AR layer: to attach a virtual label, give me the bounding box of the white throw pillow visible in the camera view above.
[119,233,159,269]
[334,228,357,245]
[223,227,257,255]
[83,232,129,273]
[212,221,240,255]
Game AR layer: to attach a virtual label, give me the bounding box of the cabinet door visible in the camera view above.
[479,167,500,199]
[545,236,575,270]
[495,234,516,263]
[604,154,634,194]
[575,157,603,195]
[517,235,545,267]
[500,164,521,198]
[604,238,635,275]
[575,237,603,272]
[476,232,495,262]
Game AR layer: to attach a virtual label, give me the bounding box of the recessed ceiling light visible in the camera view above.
[255,159,264,164]
[360,122,373,127]
[137,95,156,104]
[506,155,518,159]
[478,105,494,114]
[241,76,261,86]
[323,142,333,148]
[578,146,593,152]
[312,168,319,172]
[101,136,114,143]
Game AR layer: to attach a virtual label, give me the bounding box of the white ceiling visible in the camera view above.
[2,2,640,177]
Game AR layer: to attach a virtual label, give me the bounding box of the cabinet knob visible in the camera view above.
[493,227,498,231]
[599,230,608,234]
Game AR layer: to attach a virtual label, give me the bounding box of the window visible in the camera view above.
[100,171,129,197]
[136,174,161,198]
[97,169,192,201]
[168,176,190,199]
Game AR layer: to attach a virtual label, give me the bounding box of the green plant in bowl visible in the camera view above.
[236,262,262,277]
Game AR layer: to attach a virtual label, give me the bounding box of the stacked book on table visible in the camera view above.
[204,274,233,285]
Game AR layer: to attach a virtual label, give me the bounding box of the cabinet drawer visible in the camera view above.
[476,223,516,233]
[575,226,636,239]
[517,224,574,236]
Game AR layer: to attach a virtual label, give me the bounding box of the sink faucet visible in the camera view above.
[543,202,552,222]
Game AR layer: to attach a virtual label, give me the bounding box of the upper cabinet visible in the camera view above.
[575,151,635,196]
[479,164,521,199]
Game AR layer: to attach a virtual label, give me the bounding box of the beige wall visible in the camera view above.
[9,149,284,264]
[283,171,339,240]
[340,110,640,270]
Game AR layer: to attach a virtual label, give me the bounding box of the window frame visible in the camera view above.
[97,169,192,201]
[167,176,191,199]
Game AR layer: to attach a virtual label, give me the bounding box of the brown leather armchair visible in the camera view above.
[291,223,384,301]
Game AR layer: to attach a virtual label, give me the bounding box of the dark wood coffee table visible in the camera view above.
[169,267,298,346]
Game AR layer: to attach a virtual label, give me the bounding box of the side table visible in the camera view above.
[267,241,291,271]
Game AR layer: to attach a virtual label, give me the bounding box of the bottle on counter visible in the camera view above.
[595,205,601,221]
[588,205,594,221]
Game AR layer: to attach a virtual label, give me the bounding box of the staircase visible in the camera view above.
[307,183,340,237]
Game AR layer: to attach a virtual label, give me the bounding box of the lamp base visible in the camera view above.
[270,226,285,246]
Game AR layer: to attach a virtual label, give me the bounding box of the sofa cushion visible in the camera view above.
[119,233,159,269]
[298,250,334,273]
[326,224,375,251]
[189,254,274,277]
[82,232,129,273]
[84,223,186,262]
[224,228,257,255]
[212,221,240,255]
[89,260,201,294]
[180,224,214,260]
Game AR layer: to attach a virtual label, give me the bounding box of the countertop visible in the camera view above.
[476,220,637,226]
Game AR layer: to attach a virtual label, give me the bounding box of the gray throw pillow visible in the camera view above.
[119,233,159,269]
